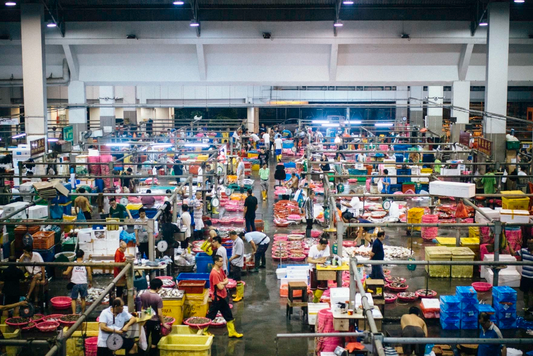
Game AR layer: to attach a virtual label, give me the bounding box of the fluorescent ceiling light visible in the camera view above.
[312,120,329,124]
[46,21,57,28]
[190,19,200,27]
[173,1,184,4]
[343,0,354,4]
[322,123,340,127]
[184,143,208,147]
[333,20,343,27]
[375,123,394,127]
[479,21,488,26]
[48,138,59,142]
[106,143,130,147]
[152,144,173,148]
[12,133,26,139]
[349,120,362,124]
[5,2,16,6]
[514,0,525,3]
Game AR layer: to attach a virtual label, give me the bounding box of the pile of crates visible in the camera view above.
[440,295,460,330]
[456,286,479,329]
[492,286,517,329]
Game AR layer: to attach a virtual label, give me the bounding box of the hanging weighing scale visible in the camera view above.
[216,165,224,175]
[382,199,392,211]
[291,146,297,153]
[106,332,124,351]
[211,197,220,208]
[19,302,35,318]
[225,187,233,196]
[337,183,345,193]
[157,240,168,253]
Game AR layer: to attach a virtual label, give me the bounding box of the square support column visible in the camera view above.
[427,86,443,134]
[99,86,115,131]
[409,86,424,127]
[68,81,87,143]
[247,107,259,133]
[452,81,470,125]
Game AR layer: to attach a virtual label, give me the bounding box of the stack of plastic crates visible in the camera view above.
[456,286,479,329]
[397,168,412,183]
[440,296,460,330]
[492,286,517,330]
[477,304,497,322]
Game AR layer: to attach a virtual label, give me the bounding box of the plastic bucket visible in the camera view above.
[54,252,76,262]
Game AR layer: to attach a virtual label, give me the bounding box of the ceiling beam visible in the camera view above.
[62,44,79,80]
[329,43,339,81]
[458,43,474,81]
[196,43,206,81]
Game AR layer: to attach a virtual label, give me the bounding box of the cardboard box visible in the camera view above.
[365,279,384,299]
[429,181,475,198]
[50,180,69,196]
[500,209,530,224]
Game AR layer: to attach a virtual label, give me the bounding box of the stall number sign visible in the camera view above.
[63,126,74,142]
[475,137,492,156]
[30,138,46,156]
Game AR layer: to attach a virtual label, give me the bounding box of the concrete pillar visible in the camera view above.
[484,1,510,161]
[427,86,443,134]
[99,86,115,131]
[67,81,87,143]
[247,107,259,133]
[452,81,471,124]
[395,86,408,124]
[409,86,424,127]
[20,3,47,144]
[123,86,137,125]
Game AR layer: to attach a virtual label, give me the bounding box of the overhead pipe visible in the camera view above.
[0,59,70,87]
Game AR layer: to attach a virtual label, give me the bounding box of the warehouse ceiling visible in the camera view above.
[1,0,532,22]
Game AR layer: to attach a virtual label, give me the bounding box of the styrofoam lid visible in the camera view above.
[330,287,350,299]
[421,298,440,309]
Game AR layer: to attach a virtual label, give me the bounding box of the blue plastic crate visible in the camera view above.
[440,295,460,308]
[195,253,214,274]
[494,301,517,312]
[496,310,517,321]
[395,154,404,163]
[282,141,294,149]
[461,320,478,330]
[477,304,496,321]
[493,286,517,303]
[389,184,402,193]
[461,310,479,321]
[397,168,412,176]
[440,310,461,321]
[456,286,477,301]
[176,272,210,288]
[498,319,517,330]
[440,318,460,330]
[461,301,479,312]
[394,145,410,152]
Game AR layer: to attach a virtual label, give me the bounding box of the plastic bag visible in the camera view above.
[454,200,469,219]
[139,325,148,351]
[119,229,136,243]
[77,210,87,222]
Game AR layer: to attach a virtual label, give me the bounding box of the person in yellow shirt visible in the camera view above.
[74,188,92,221]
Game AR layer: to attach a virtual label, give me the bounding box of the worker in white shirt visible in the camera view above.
[250,132,260,149]
[274,136,283,162]
[236,158,245,191]
[262,131,271,153]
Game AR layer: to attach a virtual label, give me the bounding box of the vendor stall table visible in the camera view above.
[316,263,349,287]
[134,264,169,276]
[332,308,383,332]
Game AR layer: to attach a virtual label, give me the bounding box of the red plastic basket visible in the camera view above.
[289,255,306,261]
[415,289,438,299]
[472,282,492,292]
[85,336,98,356]
[41,314,63,322]
[21,322,37,332]
[59,315,79,326]
[183,317,212,329]
[226,279,237,289]
[387,284,409,292]
[5,317,31,328]
[384,293,397,304]
[36,321,60,332]
[32,314,45,323]
[51,296,72,310]
[397,292,417,303]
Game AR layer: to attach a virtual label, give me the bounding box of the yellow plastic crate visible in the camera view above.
[170,325,199,336]
[450,247,475,278]
[252,164,260,171]
[407,208,425,231]
[468,227,480,239]
[501,190,529,210]
[425,246,451,278]
[421,168,433,174]
[162,298,185,325]
[62,215,77,232]
[64,322,99,356]
[435,237,457,247]
[158,335,213,356]
[0,324,21,356]
[460,237,479,247]
[184,290,209,319]
[126,203,143,211]
[197,155,209,162]
[247,153,259,159]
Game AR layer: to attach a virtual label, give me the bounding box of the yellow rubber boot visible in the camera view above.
[262,190,267,201]
[313,289,324,303]
[227,320,243,338]
[202,327,213,336]
[233,282,244,302]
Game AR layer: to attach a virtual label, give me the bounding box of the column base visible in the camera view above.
[71,123,88,145]
[409,111,424,127]
[485,133,506,163]
[426,115,443,135]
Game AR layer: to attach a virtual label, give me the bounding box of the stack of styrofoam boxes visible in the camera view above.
[492,286,517,330]
[439,296,461,330]
[18,182,34,202]
[106,230,121,254]
[27,205,49,219]
[280,266,309,286]
[78,228,94,258]
[456,286,479,329]
[483,254,521,287]
[330,287,350,314]
[308,303,329,326]
[475,207,500,223]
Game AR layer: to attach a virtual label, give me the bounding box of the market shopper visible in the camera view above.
[243,189,258,232]
[274,135,283,162]
[135,208,150,258]
[141,190,156,208]
[381,169,391,194]
[211,236,228,273]
[307,237,330,303]
[369,231,385,280]
[228,231,244,302]
[63,250,92,314]
[258,148,269,167]
[240,231,270,272]
[303,190,315,238]
[18,246,45,303]
[0,256,27,317]
[481,167,497,194]
[516,239,533,313]
[259,163,270,201]
[114,241,127,302]
[284,173,299,197]
[400,307,427,356]
[262,131,270,153]
[204,255,243,338]
[236,158,245,191]
[181,204,192,240]
[478,312,507,356]
[97,298,138,356]
[141,278,170,355]
[74,188,92,221]
[109,198,132,219]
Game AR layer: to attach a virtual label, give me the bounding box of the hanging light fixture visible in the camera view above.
[190,19,200,27]
[333,20,343,27]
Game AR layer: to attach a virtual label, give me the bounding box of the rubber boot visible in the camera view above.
[233,282,244,302]
[262,190,267,201]
[227,320,243,338]
[313,289,324,303]
[212,207,219,215]
[202,327,213,336]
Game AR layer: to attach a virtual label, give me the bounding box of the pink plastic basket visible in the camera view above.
[36,321,60,332]
[183,317,212,329]
[472,282,492,292]
[85,337,98,356]
[156,276,176,288]
[50,296,72,310]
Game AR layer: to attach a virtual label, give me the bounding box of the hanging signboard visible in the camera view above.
[30,138,46,157]
[475,137,492,156]
[0,118,19,125]
[62,126,74,142]
[459,131,471,147]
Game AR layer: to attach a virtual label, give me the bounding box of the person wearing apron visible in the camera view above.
[307,237,330,303]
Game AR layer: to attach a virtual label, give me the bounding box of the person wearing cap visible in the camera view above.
[240,231,270,272]
[307,236,330,303]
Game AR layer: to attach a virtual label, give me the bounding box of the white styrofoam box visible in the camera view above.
[27,205,48,219]
[92,247,107,256]
[19,182,34,202]
[330,287,350,312]
[1,202,30,219]
[286,267,309,278]
[429,181,476,198]
[78,242,93,257]
[281,277,308,286]
[276,268,287,279]
[78,228,95,243]
[387,167,397,185]
[482,254,519,278]
[126,246,137,257]
[308,303,330,326]
[419,173,430,183]
[106,230,120,241]
[88,149,99,156]
[500,209,530,224]
[486,268,520,287]
[355,293,374,309]
[107,240,121,255]
[92,238,106,250]
[420,298,440,310]
[475,207,501,223]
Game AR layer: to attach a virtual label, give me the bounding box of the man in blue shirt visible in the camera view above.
[478,312,506,356]
[381,169,391,194]
[516,239,533,313]
[369,231,385,280]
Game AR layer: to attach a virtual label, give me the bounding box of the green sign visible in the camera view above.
[63,126,74,142]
